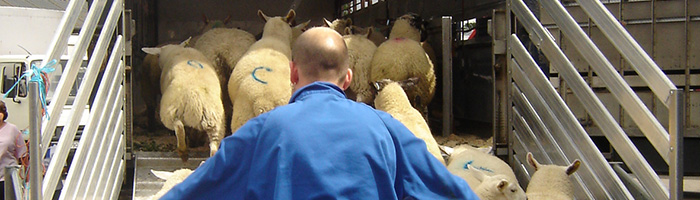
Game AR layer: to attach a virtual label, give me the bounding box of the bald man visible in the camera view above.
[161,27,478,200]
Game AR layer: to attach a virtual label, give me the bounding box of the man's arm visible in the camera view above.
[378,112,479,200]
[159,116,266,199]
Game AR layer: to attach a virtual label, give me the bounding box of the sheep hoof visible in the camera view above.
[177,149,189,163]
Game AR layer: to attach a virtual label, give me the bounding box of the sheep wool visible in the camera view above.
[526,152,581,200]
[150,169,194,200]
[143,42,225,162]
[343,27,377,105]
[446,145,518,189]
[374,81,444,164]
[228,10,296,132]
[469,165,527,200]
[388,16,421,42]
[194,27,255,82]
[291,20,310,46]
[350,25,387,46]
[370,36,435,116]
[324,18,352,35]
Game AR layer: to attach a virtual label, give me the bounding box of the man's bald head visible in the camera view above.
[292,27,349,83]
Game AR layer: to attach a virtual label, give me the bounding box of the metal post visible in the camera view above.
[28,82,42,200]
[669,89,684,200]
[441,16,453,137]
[5,166,16,200]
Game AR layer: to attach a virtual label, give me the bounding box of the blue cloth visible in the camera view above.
[161,82,478,200]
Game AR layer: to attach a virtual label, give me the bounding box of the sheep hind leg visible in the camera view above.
[174,120,189,162]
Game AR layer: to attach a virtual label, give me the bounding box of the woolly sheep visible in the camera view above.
[373,78,445,164]
[469,165,527,200]
[142,41,225,162]
[526,152,582,200]
[342,27,377,105]
[149,168,194,200]
[446,145,519,189]
[291,20,311,45]
[370,13,435,118]
[350,25,387,46]
[324,18,352,35]
[228,10,296,132]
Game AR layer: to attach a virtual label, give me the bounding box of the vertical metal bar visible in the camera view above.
[28,82,42,200]
[684,0,691,130]
[505,0,514,165]
[669,89,684,200]
[441,16,453,137]
[5,166,18,200]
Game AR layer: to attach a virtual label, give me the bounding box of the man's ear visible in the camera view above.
[290,61,299,85]
[341,68,353,90]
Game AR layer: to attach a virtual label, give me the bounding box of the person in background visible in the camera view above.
[161,27,478,199]
[0,100,28,198]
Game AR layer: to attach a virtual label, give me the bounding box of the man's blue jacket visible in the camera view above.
[161,81,478,199]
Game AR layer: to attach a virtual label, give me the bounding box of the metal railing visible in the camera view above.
[503,0,684,199]
[19,0,127,199]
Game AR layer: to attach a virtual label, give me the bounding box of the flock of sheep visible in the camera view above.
[141,9,582,200]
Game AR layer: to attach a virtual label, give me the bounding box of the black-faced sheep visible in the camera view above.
[228,10,296,132]
[373,78,445,164]
[370,13,436,118]
[526,152,582,200]
[142,41,225,162]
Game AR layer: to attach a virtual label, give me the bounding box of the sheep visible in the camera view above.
[342,27,377,105]
[526,152,582,200]
[469,165,527,200]
[323,18,352,35]
[142,40,225,162]
[228,10,296,132]
[373,78,445,164]
[149,169,194,200]
[446,144,518,189]
[350,25,387,46]
[291,20,311,45]
[370,13,435,118]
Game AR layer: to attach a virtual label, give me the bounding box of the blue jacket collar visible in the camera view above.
[289,81,346,103]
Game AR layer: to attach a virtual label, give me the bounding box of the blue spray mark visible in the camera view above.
[252,66,273,84]
[463,160,494,173]
[187,60,204,69]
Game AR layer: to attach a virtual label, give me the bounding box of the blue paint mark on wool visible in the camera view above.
[252,66,273,84]
[463,160,494,173]
[187,60,204,69]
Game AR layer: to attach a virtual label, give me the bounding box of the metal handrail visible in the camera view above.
[40,0,109,158]
[538,0,671,164]
[510,0,668,198]
[574,0,676,107]
[5,165,24,200]
[506,0,685,199]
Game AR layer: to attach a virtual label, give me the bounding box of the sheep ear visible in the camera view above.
[344,27,352,35]
[142,47,161,55]
[496,180,508,191]
[365,26,373,38]
[468,165,487,182]
[285,9,296,23]
[323,18,333,27]
[527,152,540,171]
[346,18,352,26]
[258,10,270,22]
[224,15,232,25]
[180,37,192,46]
[296,20,311,29]
[151,169,173,180]
[566,159,581,175]
[373,79,391,91]
[202,13,210,25]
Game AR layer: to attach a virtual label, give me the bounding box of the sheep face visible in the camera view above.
[324,18,352,35]
[471,165,527,200]
[389,13,426,42]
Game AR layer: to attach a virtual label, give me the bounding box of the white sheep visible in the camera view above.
[149,168,194,200]
[526,152,581,200]
[370,13,435,118]
[291,20,311,46]
[373,78,445,164]
[350,25,387,46]
[469,165,527,200]
[142,40,225,162]
[228,10,296,132]
[446,145,518,189]
[342,27,377,105]
[324,18,352,35]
